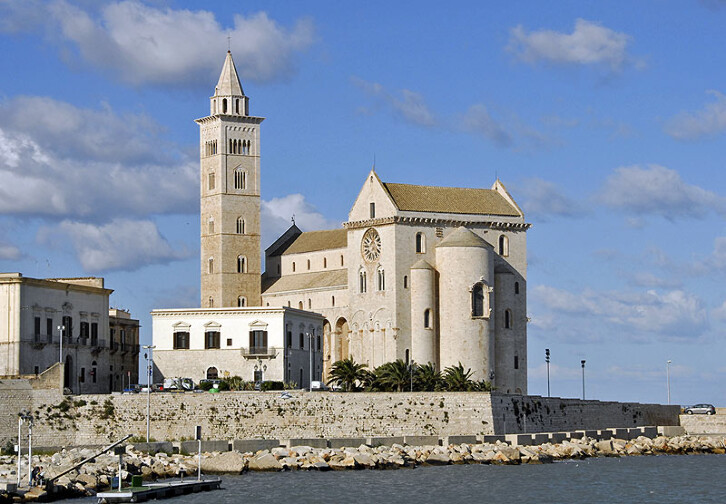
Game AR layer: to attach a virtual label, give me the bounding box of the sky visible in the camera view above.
[1,0,725,406]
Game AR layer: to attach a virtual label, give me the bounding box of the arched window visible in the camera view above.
[416,232,426,253]
[222,98,227,114]
[236,217,244,234]
[323,257,327,268]
[403,275,408,289]
[208,171,215,190]
[505,309,513,329]
[377,267,385,291]
[370,202,376,219]
[237,255,246,273]
[308,299,312,309]
[207,367,218,380]
[424,309,432,329]
[235,99,240,114]
[208,257,214,274]
[499,235,509,257]
[208,217,214,235]
[243,171,247,188]
[298,301,303,309]
[238,296,246,307]
[359,270,367,293]
[331,296,335,307]
[208,296,214,308]
[234,168,245,189]
[472,283,485,317]
[514,281,520,294]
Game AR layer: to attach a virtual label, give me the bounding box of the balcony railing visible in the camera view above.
[241,346,278,359]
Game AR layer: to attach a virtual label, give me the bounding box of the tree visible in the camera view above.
[375,359,414,392]
[327,357,368,391]
[443,363,477,391]
[416,362,443,391]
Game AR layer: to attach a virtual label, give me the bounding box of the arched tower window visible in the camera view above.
[472,283,485,317]
[237,255,246,273]
[359,269,367,293]
[234,168,245,189]
[222,98,227,114]
[416,232,426,253]
[236,217,245,234]
[235,99,240,114]
[238,296,246,307]
[377,267,385,291]
[208,257,214,274]
[208,296,214,308]
[505,309,513,329]
[499,235,509,257]
[424,309,432,329]
[514,281,520,294]
[403,275,408,289]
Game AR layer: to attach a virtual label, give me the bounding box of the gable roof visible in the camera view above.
[265,224,303,257]
[382,182,521,217]
[262,269,347,294]
[279,229,348,256]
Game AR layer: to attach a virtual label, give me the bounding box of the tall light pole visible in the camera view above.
[667,360,672,405]
[57,324,65,364]
[307,333,313,391]
[581,360,586,400]
[143,345,155,442]
[545,348,551,397]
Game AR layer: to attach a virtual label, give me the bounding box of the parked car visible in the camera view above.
[684,404,716,415]
[310,380,329,391]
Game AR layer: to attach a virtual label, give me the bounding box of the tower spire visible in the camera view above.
[214,51,244,98]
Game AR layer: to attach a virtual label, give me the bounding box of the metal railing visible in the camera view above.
[241,346,279,358]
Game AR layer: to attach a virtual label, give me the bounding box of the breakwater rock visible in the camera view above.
[1,435,724,500]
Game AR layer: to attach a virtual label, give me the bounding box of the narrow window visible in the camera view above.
[34,316,41,337]
[416,232,425,253]
[286,331,292,348]
[424,309,431,329]
[91,323,98,346]
[242,171,247,189]
[292,262,296,272]
[307,259,311,270]
[238,296,246,307]
[323,257,327,268]
[341,255,344,266]
[222,98,227,114]
[472,283,484,317]
[403,275,408,289]
[308,299,312,309]
[227,338,233,346]
[205,331,221,349]
[208,296,214,308]
[34,366,39,375]
[299,332,305,349]
[298,301,303,309]
[237,255,246,273]
[208,257,214,274]
[248,331,268,353]
[359,270,367,293]
[235,99,240,114]
[499,235,509,257]
[331,296,335,307]
[377,268,385,291]
[514,281,520,295]
[46,318,53,340]
[505,309,512,329]
[173,331,190,349]
[405,349,410,364]
[317,335,321,351]
[514,355,519,369]
[236,217,243,234]
[370,202,376,218]
[208,172,215,190]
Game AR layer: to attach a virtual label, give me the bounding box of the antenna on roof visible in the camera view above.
[291,214,296,225]
[227,35,231,52]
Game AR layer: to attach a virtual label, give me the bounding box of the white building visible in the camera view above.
[0,273,139,393]
[151,306,323,387]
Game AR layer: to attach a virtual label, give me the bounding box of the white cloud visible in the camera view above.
[261,194,341,249]
[38,218,189,272]
[508,19,634,72]
[1,1,314,86]
[0,243,21,260]
[351,77,436,127]
[532,285,709,342]
[461,104,512,147]
[664,90,726,140]
[629,272,682,289]
[711,300,726,321]
[0,97,197,220]
[598,164,726,219]
[515,177,584,218]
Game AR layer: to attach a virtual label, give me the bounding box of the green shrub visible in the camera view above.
[260,381,285,391]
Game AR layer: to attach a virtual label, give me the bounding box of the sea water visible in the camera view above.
[62,454,726,504]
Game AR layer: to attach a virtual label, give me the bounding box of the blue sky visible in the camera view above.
[1,0,726,405]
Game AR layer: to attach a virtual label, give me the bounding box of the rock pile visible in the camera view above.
[0,435,723,501]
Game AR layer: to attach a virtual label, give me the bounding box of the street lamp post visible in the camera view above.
[545,348,551,397]
[307,333,313,391]
[16,414,23,487]
[26,416,33,487]
[667,360,672,405]
[581,360,586,400]
[57,325,65,364]
[142,345,156,442]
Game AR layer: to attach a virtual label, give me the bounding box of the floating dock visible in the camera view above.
[97,478,222,503]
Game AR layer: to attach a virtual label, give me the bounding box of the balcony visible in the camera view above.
[91,339,106,354]
[241,346,278,359]
[31,333,51,348]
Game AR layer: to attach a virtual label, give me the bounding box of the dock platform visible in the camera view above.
[97,477,222,503]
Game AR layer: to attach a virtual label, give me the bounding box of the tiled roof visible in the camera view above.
[382,182,521,216]
[283,229,347,255]
[262,269,347,294]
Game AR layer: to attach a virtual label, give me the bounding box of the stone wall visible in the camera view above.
[679,413,726,435]
[0,387,680,448]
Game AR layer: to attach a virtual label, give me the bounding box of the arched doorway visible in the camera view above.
[334,318,349,363]
[64,355,73,391]
[322,319,332,381]
[206,366,218,380]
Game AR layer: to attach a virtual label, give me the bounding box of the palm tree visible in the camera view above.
[443,363,477,391]
[375,359,413,392]
[327,357,368,391]
[416,362,443,391]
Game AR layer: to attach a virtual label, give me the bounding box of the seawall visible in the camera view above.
[0,378,680,447]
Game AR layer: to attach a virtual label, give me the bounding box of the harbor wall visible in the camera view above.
[0,380,679,448]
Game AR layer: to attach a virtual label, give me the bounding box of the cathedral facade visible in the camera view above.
[158,51,530,393]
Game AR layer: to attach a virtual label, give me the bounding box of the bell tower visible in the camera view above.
[196,51,263,308]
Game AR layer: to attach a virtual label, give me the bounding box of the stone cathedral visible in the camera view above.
[195,52,530,393]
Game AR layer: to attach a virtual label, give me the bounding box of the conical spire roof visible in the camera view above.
[215,51,244,97]
[436,226,491,249]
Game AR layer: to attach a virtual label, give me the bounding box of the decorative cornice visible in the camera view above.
[344,216,532,231]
